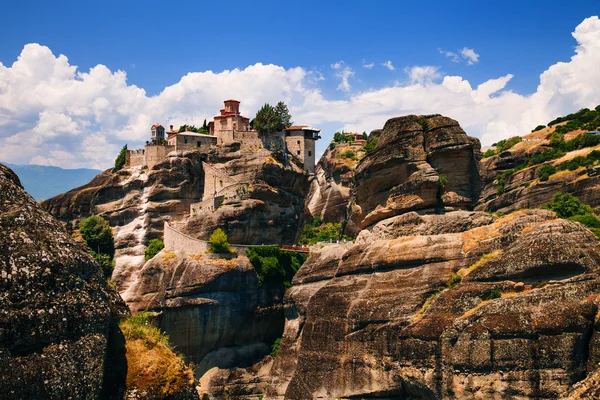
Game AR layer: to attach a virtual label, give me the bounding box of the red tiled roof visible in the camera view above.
[224,99,240,103]
[284,125,308,131]
[152,124,164,129]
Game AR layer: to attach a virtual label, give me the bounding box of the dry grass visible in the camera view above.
[459,299,492,319]
[462,210,534,253]
[412,290,443,322]
[120,312,194,397]
[520,226,535,236]
[161,251,177,265]
[187,253,203,261]
[203,256,240,268]
[458,250,503,277]
[553,144,600,164]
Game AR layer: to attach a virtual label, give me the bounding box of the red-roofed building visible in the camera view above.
[209,99,250,140]
[150,124,165,143]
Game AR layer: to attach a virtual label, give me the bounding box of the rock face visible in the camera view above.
[43,152,207,294]
[347,115,481,234]
[125,250,283,387]
[269,209,600,399]
[0,163,128,399]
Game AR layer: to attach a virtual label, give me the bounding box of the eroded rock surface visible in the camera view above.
[269,210,600,399]
[0,163,128,399]
[347,115,481,234]
[126,250,284,381]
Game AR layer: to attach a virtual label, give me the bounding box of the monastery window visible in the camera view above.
[297,140,300,145]
[184,137,188,144]
[297,150,300,155]
[309,151,312,156]
[197,141,201,147]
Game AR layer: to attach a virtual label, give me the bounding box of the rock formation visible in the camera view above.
[269,209,600,399]
[125,250,284,378]
[0,163,128,399]
[347,115,481,234]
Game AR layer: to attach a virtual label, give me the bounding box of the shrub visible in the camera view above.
[363,138,378,153]
[528,148,565,166]
[482,149,497,158]
[446,273,462,289]
[438,174,449,188]
[544,192,594,219]
[145,239,164,261]
[329,142,335,150]
[271,338,282,357]
[532,125,546,132]
[538,164,556,181]
[341,150,355,159]
[246,246,307,286]
[79,216,115,258]
[113,144,127,172]
[90,250,114,278]
[495,136,522,152]
[208,228,232,253]
[569,214,600,229]
[299,217,352,245]
[485,289,501,300]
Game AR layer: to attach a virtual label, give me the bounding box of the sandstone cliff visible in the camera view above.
[0,163,128,399]
[346,115,481,234]
[269,209,600,399]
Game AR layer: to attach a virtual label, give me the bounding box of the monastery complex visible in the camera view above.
[125,99,321,173]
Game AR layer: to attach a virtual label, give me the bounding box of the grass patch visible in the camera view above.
[485,289,502,300]
[120,312,194,397]
[161,251,177,264]
[413,290,443,322]
[458,250,503,277]
[446,273,462,289]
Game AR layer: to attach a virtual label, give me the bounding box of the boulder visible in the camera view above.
[0,163,128,399]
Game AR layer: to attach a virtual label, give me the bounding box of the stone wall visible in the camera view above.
[164,221,209,255]
[202,162,239,199]
[170,134,216,153]
[125,149,145,168]
[145,144,175,169]
[285,132,316,173]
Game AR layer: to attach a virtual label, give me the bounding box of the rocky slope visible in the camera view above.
[0,163,128,399]
[268,209,600,399]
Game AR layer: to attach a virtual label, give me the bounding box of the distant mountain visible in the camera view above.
[3,163,102,201]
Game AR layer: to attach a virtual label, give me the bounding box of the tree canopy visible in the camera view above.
[253,101,293,134]
[208,228,232,253]
[113,145,127,172]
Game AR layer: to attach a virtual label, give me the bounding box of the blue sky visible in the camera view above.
[1,1,600,168]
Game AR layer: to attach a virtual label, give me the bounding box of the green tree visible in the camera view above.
[202,119,208,131]
[113,145,127,172]
[538,164,557,181]
[253,104,280,134]
[364,138,378,153]
[362,131,368,140]
[90,250,114,278]
[274,101,293,131]
[208,228,231,253]
[145,239,165,261]
[333,132,345,143]
[544,192,594,219]
[79,216,115,258]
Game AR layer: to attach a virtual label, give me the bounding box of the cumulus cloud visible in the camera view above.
[1,16,600,169]
[331,61,354,92]
[439,47,480,65]
[362,59,374,69]
[382,60,395,71]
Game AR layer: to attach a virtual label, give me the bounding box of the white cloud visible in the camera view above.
[405,66,441,84]
[331,61,354,92]
[439,47,480,65]
[382,60,395,71]
[460,47,480,65]
[1,16,600,169]
[362,59,374,69]
[438,48,460,63]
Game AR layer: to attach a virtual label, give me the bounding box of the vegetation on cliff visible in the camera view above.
[113,144,127,172]
[208,228,234,254]
[120,312,195,397]
[299,216,352,245]
[246,246,307,287]
[547,105,600,133]
[145,239,164,261]
[543,193,600,239]
[252,101,293,134]
[79,215,115,278]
